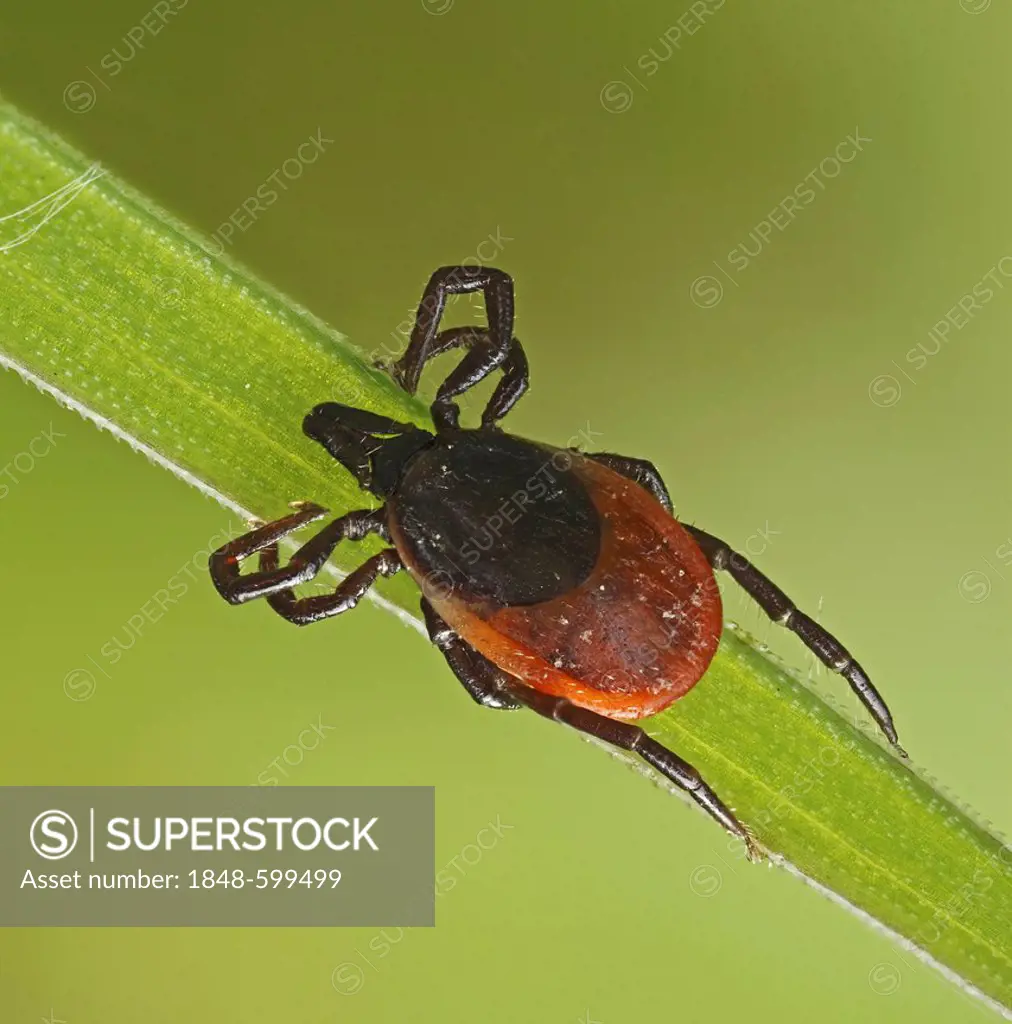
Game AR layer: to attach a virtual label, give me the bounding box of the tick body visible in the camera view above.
[210,265,904,860]
[390,432,722,720]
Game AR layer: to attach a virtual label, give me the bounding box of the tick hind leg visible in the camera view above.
[210,503,401,625]
[391,267,529,430]
[585,452,904,751]
[513,686,761,861]
[684,524,904,754]
[421,599,521,710]
[419,600,757,855]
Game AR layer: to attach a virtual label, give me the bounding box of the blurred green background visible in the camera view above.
[1,2,1010,1021]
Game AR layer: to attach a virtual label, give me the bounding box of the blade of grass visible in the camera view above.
[0,99,1009,1016]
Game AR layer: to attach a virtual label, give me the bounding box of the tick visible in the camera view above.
[209,266,903,858]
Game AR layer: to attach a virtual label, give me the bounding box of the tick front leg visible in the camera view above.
[392,266,515,397]
[261,547,403,626]
[512,686,761,860]
[685,524,904,754]
[424,326,529,430]
[421,599,522,710]
[390,267,529,430]
[209,503,387,605]
[402,326,529,430]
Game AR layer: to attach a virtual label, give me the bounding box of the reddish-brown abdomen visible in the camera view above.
[422,454,722,720]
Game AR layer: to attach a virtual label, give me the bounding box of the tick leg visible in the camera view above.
[512,686,760,860]
[391,267,527,429]
[421,599,521,710]
[393,267,514,394]
[420,597,753,851]
[481,336,529,425]
[684,524,903,753]
[416,326,529,430]
[209,504,387,605]
[260,547,403,625]
[586,452,672,513]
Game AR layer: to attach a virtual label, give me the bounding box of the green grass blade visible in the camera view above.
[0,99,1009,1016]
